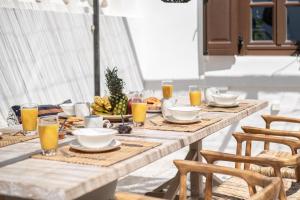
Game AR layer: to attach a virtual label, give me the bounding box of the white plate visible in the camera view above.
[69,139,121,153]
[147,109,162,113]
[164,116,201,124]
[208,101,239,108]
[99,114,132,122]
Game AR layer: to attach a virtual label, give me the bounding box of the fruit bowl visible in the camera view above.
[91,68,129,118]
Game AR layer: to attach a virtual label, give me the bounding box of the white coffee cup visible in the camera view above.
[75,102,90,117]
[84,115,112,128]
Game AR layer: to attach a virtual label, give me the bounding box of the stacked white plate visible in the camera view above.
[208,101,239,108]
[71,128,120,153]
[209,93,240,108]
[164,115,201,124]
[165,106,202,124]
[70,139,121,153]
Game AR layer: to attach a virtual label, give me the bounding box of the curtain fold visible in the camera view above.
[0,3,143,127]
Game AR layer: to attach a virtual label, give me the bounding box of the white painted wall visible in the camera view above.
[125,0,199,80]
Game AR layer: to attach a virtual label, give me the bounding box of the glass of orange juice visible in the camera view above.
[189,85,202,106]
[131,94,147,127]
[21,103,38,135]
[38,116,59,156]
[162,80,174,99]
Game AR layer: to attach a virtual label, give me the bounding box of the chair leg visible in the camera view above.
[295,166,300,182]
[278,180,287,200]
[274,167,287,200]
[204,174,212,200]
[244,141,252,170]
[248,185,256,196]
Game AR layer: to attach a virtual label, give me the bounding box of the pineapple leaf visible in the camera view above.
[105,67,125,95]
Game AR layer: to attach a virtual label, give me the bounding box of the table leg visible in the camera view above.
[150,140,203,200]
[190,141,204,199]
[163,149,197,199]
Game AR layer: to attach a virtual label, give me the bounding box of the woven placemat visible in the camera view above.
[200,102,256,113]
[0,133,38,148]
[143,115,221,132]
[32,140,160,167]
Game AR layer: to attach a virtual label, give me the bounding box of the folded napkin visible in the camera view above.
[7,99,71,126]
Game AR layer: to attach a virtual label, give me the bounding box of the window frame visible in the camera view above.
[240,0,300,55]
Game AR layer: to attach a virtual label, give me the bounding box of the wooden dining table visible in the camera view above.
[0,99,268,200]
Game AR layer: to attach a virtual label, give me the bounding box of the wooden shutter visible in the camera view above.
[205,0,239,55]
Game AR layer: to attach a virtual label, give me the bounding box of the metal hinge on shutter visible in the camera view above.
[238,35,244,55]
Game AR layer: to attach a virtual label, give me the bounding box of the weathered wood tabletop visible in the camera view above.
[0,100,268,200]
[0,136,75,167]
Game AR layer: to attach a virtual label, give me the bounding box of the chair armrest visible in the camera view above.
[174,160,280,191]
[262,115,300,127]
[174,160,276,187]
[200,150,300,167]
[242,126,300,140]
[233,132,300,154]
[174,160,281,200]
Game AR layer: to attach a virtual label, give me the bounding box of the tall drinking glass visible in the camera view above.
[21,103,38,135]
[131,93,147,127]
[132,102,147,127]
[162,80,174,99]
[38,116,59,156]
[189,85,202,106]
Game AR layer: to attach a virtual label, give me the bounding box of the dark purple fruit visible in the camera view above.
[118,124,132,134]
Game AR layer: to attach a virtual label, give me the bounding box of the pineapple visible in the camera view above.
[105,67,128,115]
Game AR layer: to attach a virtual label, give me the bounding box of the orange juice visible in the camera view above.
[162,85,173,99]
[38,124,59,150]
[189,91,202,106]
[132,103,147,123]
[21,108,38,131]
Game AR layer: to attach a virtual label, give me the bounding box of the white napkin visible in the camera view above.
[205,87,220,103]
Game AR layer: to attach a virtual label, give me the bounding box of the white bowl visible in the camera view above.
[60,103,75,116]
[168,106,201,121]
[212,94,239,105]
[72,128,117,149]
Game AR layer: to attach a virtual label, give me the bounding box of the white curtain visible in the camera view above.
[0,2,143,127]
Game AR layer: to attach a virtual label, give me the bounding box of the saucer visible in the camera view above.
[208,101,239,108]
[164,116,201,124]
[70,139,121,153]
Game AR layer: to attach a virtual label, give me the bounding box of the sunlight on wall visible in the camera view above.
[126,0,199,80]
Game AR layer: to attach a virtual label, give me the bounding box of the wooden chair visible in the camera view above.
[261,114,300,151]
[201,126,300,200]
[262,115,300,129]
[240,115,300,185]
[241,126,300,181]
[115,161,281,200]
